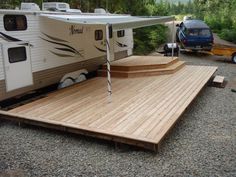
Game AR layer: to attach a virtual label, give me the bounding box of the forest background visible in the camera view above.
[1,0,236,54]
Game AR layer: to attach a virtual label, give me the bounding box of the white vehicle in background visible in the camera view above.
[183,15,192,21]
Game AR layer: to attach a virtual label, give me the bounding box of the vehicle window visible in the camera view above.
[8,47,27,63]
[117,30,125,38]
[187,29,199,36]
[4,15,27,31]
[95,30,103,41]
[187,29,211,37]
[58,4,67,9]
[199,29,211,37]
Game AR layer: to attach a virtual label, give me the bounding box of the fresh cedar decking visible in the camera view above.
[0,56,217,151]
[98,56,185,77]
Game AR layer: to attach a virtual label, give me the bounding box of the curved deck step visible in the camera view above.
[102,56,179,71]
[99,61,185,78]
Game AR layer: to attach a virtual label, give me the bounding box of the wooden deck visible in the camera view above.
[0,65,217,151]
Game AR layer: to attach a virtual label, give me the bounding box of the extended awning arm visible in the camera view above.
[104,16,175,103]
[105,23,112,103]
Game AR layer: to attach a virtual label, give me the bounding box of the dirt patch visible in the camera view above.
[214,33,236,47]
[0,169,27,177]
[227,76,236,89]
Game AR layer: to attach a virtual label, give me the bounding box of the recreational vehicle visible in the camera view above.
[0,2,134,101]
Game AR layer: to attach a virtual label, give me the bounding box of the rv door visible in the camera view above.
[2,42,33,92]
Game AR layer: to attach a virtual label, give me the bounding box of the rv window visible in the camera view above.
[58,4,67,9]
[8,47,27,63]
[117,30,125,38]
[4,15,27,31]
[95,30,103,41]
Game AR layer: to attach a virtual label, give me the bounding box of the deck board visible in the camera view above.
[0,65,217,151]
[104,55,178,67]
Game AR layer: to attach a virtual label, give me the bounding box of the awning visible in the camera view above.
[42,14,175,30]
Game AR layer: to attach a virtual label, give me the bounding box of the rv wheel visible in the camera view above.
[232,53,236,64]
[58,77,75,89]
[75,73,87,83]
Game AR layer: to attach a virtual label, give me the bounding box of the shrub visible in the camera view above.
[219,29,236,43]
[204,14,222,32]
[133,25,167,55]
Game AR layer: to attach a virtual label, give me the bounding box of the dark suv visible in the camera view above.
[176,20,214,51]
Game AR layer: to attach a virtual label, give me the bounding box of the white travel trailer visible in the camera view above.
[0,2,174,102]
[0,3,135,101]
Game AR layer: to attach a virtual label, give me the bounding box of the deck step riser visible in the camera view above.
[99,61,185,78]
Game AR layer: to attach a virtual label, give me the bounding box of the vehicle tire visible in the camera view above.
[232,53,236,64]
[75,73,87,83]
[58,77,75,89]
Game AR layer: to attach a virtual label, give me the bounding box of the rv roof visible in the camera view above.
[42,14,174,30]
[0,9,128,16]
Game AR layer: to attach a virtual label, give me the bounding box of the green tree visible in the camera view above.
[0,0,170,53]
[193,0,236,43]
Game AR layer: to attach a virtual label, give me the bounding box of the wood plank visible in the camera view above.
[144,67,208,139]
[120,67,203,135]
[57,77,158,123]
[112,66,201,134]
[153,67,217,142]
[213,75,224,84]
[107,56,178,66]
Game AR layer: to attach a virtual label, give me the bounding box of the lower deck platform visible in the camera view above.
[0,65,217,151]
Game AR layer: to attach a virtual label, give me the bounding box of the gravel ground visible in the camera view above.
[0,53,236,177]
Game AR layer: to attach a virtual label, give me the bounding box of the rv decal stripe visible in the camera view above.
[0,32,21,42]
[55,47,76,54]
[41,37,77,52]
[42,33,68,43]
[49,50,74,57]
[116,41,128,48]
[41,37,84,58]
[95,46,106,53]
